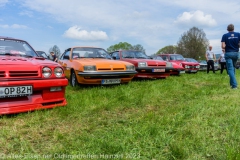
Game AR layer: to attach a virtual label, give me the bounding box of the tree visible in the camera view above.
[49,45,61,58]
[107,42,145,53]
[132,44,145,53]
[156,45,177,54]
[176,27,209,60]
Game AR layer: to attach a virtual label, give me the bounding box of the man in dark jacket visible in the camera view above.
[50,51,58,62]
[221,24,240,89]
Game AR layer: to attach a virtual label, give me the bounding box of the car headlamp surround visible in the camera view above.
[138,62,147,67]
[84,65,96,71]
[54,67,64,77]
[42,67,52,78]
[126,65,135,71]
[166,62,173,68]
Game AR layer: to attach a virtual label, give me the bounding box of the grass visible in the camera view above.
[1,71,240,159]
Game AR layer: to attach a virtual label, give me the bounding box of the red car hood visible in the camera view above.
[0,56,58,66]
[123,58,166,66]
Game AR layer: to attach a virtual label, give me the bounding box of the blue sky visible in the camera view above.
[0,0,240,56]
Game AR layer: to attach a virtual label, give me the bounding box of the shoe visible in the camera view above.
[232,87,238,89]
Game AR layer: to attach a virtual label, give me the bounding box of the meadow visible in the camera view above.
[1,71,240,160]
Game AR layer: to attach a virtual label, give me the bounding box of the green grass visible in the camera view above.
[1,71,240,159]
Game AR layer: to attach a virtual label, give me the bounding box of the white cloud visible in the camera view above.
[0,0,8,7]
[19,10,33,17]
[63,26,108,41]
[174,10,217,27]
[0,24,28,29]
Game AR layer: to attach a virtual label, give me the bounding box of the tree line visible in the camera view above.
[48,26,209,60]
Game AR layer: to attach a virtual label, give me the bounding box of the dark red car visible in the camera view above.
[110,50,170,78]
[0,36,68,115]
[158,54,200,73]
[151,55,185,75]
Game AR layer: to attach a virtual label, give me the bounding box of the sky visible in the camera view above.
[0,0,240,56]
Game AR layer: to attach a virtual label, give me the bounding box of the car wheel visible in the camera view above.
[70,70,78,87]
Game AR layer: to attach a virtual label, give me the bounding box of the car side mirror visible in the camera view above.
[112,56,116,60]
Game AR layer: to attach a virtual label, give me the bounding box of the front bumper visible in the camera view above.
[76,71,137,84]
[135,67,170,78]
[0,78,68,115]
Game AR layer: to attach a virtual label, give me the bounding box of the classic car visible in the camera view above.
[152,55,185,75]
[158,54,200,73]
[109,50,170,78]
[197,60,219,71]
[0,36,68,115]
[36,51,50,59]
[58,47,137,86]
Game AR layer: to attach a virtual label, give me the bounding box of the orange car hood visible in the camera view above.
[73,58,132,66]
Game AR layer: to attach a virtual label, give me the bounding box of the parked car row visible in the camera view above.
[0,36,201,115]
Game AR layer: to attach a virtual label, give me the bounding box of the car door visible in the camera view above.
[58,50,71,78]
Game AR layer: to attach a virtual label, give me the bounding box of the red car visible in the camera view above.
[152,55,185,75]
[0,36,68,115]
[158,54,200,73]
[110,50,170,78]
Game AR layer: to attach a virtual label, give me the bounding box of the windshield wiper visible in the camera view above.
[20,55,33,58]
[136,57,147,59]
[123,56,134,58]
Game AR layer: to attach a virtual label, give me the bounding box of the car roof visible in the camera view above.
[0,36,25,42]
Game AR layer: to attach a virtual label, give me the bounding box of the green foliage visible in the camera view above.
[1,72,240,159]
[177,27,209,59]
[107,42,145,53]
[156,45,177,54]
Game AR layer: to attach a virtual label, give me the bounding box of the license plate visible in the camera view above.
[101,79,121,85]
[152,68,165,72]
[0,86,33,98]
[180,70,185,74]
[190,70,197,72]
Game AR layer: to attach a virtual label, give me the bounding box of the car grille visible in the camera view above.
[189,66,197,69]
[0,70,39,78]
[98,68,124,71]
[0,71,4,77]
[148,64,165,66]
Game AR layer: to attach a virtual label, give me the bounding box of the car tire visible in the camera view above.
[70,70,78,87]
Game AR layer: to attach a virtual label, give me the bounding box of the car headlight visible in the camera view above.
[185,65,189,69]
[196,65,200,68]
[166,62,173,68]
[54,67,64,77]
[138,62,147,67]
[126,65,135,71]
[84,65,96,71]
[42,67,52,78]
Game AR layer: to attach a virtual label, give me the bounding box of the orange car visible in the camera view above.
[58,47,137,86]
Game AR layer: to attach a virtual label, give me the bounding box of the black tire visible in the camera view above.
[70,70,78,87]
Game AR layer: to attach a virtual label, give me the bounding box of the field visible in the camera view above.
[1,71,240,160]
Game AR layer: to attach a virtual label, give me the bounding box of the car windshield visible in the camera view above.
[170,55,185,60]
[122,51,148,59]
[72,47,112,59]
[0,39,37,57]
[36,51,48,58]
[153,56,164,61]
[185,58,198,63]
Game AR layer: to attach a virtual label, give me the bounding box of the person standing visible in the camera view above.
[50,51,58,62]
[218,49,227,74]
[205,45,216,73]
[221,24,240,89]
